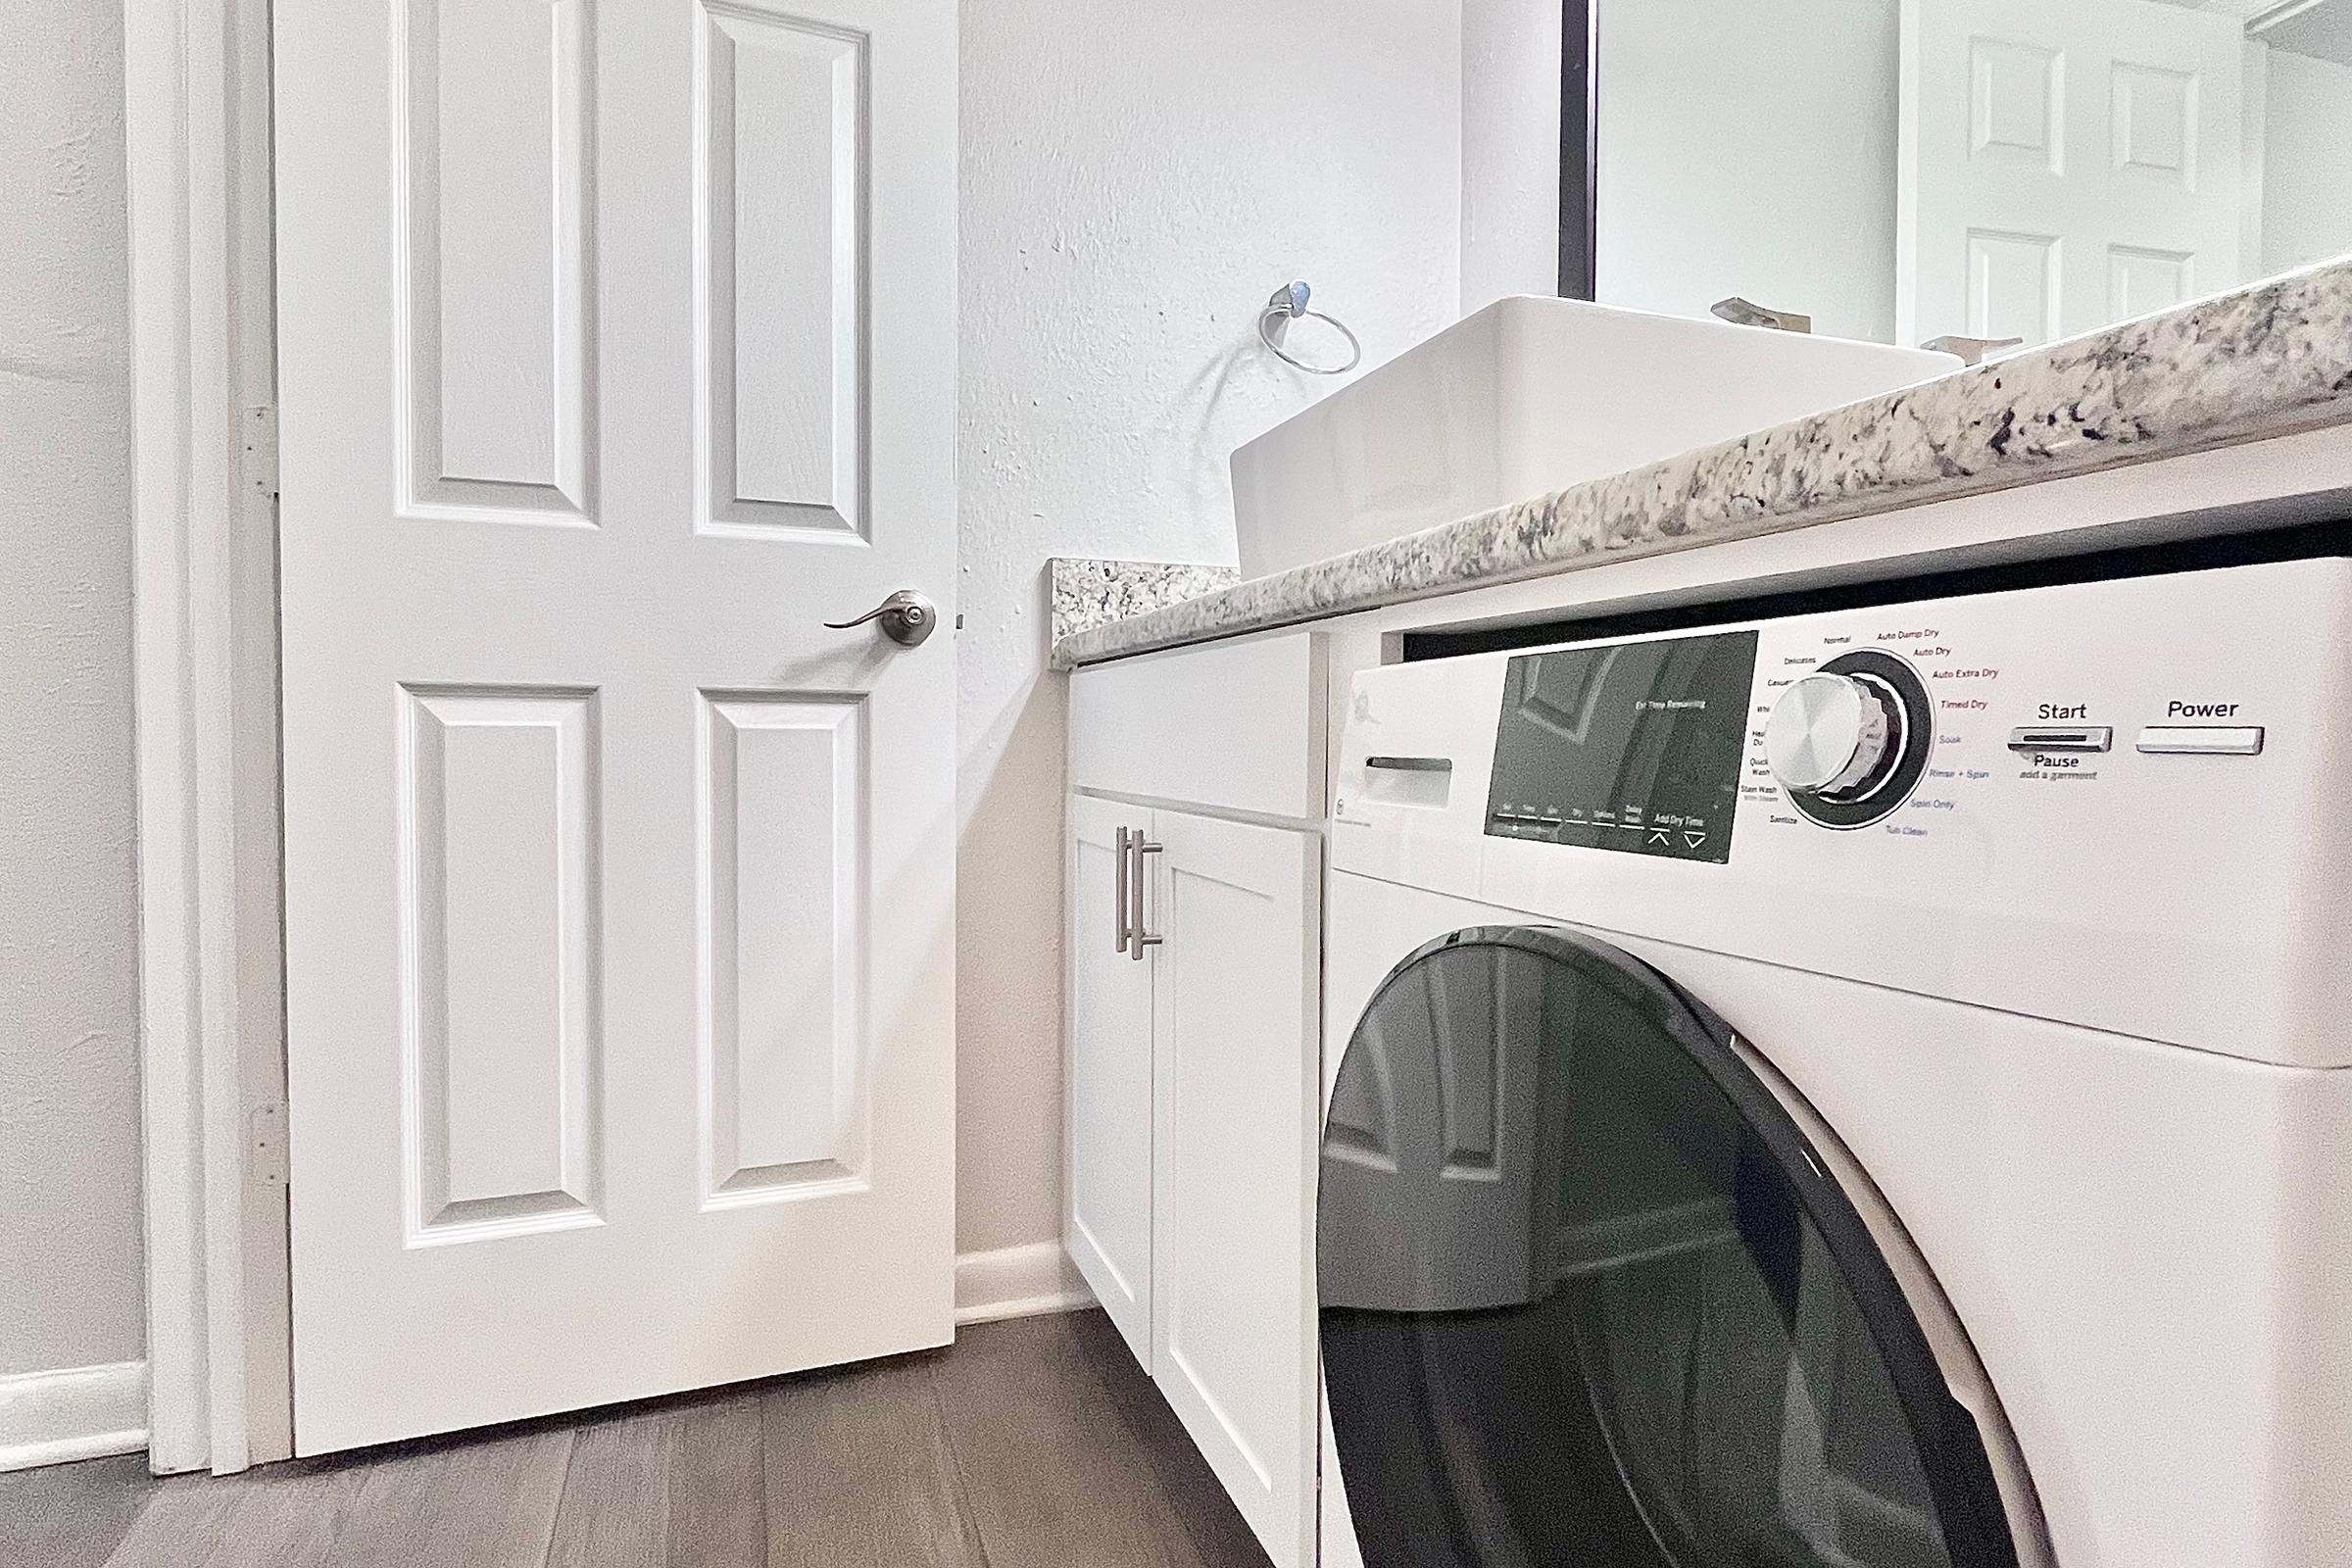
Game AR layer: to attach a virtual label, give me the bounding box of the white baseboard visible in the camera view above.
[0,1360,148,1473]
[955,1241,1095,1325]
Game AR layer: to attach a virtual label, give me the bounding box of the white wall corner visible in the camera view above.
[0,1362,149,1474]
[954,1242,1095,1326]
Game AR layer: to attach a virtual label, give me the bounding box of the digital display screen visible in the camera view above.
[1485,630,1758,863]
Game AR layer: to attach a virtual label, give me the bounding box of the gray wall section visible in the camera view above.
[0,0,147,1377]
[1596,0,1902,343]
[2261,48,2352,278]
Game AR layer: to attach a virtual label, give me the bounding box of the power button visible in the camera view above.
[2135,725,2265,756]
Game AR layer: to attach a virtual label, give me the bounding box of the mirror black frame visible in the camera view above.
[1558,0,1598,299]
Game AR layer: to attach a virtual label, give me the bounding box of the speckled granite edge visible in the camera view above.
[1051,257,2352,669]
[1049,558,1240,641]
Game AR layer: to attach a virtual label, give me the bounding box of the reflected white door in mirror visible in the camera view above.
[1901,0,2248,348]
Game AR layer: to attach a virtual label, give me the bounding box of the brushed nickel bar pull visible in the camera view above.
[1129,834,1162,961]
[1113,826,1133,956]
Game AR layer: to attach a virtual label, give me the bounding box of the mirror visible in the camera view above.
[1577,0,2352,350]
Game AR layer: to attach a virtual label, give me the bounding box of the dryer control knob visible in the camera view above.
[1765,671,1897,797]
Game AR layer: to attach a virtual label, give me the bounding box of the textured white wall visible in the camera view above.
[956,0,1462,1255]
[2261,48,2352,277]
[0,0,146,1378]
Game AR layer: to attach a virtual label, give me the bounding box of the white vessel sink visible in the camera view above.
[1231,296,1961,579]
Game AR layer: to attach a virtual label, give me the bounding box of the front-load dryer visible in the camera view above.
[1314,555,2352,1568]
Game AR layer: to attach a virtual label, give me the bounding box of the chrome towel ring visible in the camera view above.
[1257,280,1361,375]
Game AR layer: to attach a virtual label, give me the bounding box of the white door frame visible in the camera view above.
[123,0,293,1475]
[122,0,1034,1473]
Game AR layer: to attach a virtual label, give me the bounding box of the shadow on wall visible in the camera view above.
[1169,330,1364,560]
[954,585,1075,1258]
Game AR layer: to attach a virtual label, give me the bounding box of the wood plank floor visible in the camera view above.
[0,1312,1274,1568]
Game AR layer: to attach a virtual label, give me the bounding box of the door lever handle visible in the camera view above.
[825,588,938,647]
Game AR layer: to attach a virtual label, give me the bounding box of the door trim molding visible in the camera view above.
[123,0,291,1475]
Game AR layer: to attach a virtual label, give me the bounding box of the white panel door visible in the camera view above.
[274,0,956,1451]
[1899,0,2245,347]
[1152,810,1321,1568]
[1063,796,1156,1360]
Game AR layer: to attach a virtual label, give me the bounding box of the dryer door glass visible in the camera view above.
[1319,925,2020,1568]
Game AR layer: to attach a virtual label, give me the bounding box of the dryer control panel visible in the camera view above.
[1486,629,1757,862]
[1333,554,2352,1068]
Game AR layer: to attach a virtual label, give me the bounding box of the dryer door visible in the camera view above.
[1319,925,2025,1568]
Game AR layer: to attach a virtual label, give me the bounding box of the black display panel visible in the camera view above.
[1485,629,1757,863]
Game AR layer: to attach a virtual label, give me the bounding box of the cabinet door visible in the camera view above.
[1065,795,1156,1360]
[1152,809,1321,1568]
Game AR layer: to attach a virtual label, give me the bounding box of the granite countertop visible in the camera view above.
[1048,559,1241,642]
[1051,257,2352,669]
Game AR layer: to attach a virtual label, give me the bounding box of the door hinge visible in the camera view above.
[249,1101,288,1189]
[242,404,279,499]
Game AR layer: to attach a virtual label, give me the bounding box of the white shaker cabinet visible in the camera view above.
[1064,631,1325,1568]
[1151,808,1321,1568]
[1066,793,1157,1356]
